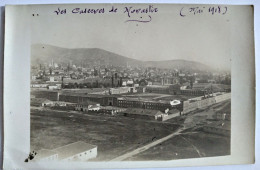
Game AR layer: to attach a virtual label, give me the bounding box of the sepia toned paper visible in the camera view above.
[3,3,255,169]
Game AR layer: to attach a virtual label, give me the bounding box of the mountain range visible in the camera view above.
[31,44,213,72]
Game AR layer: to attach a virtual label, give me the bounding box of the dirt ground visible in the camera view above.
[126,131,230,161]
[30,109,180,161]
[31,99,231,161]
[126,100,231,161]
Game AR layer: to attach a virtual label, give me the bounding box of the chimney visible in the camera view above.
[111,75,114,88]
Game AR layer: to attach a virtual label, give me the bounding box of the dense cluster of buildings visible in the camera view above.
[30,61,232,163]
[31,85,230,122]
[31,59,231,91]
[31,60,231,135]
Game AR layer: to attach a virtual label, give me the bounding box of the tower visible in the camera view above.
[51,58,54,67]
[111,75,114,88]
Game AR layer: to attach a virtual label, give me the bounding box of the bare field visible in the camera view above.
[126,131,230,161]
[30,109,180,161]
[31,99,231,161]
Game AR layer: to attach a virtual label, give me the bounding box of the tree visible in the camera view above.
[189,76,195,89]
[68,83,73,88]
[74,83,78,88]
[180,77,183,85]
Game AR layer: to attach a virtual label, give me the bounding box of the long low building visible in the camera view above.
[119,108,165,121]
[33,141,97,162]
[117,97,182,112]
[33,149,58,161]
[59,92,183,112]
[75,101,101,112]
[182,93,231,114]
[30,98,54,107]
[31,89,230,115]
[146,83,230,96]
[59,93,118,106]
[53,141,97,161]
[109,86,137,94]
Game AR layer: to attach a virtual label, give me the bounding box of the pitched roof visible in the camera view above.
[53,141,97,160]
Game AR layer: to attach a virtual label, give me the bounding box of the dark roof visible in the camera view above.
[77,100,100,106]
[117,97,170,104]
[124,108,164,116]
[53,141,97,160]
[168,109,180,114]
[60,93,119,98]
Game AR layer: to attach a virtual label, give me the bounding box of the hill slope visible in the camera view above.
[31,44,141,67]
[31,44,212,72]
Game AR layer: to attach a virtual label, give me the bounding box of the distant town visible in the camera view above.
[30,49,231,162]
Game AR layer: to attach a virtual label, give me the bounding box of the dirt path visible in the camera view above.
[110,100,229,161]
[180,135,203,157]
[110,128,185,161]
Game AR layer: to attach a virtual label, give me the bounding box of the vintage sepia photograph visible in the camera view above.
[28,4,233,162]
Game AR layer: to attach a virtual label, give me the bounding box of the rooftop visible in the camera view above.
[168,109,180,114]
[124,108,164,116]
[60,92,119,98]
[117,97,171,104]
[146,85,169,88]
[34,149,57,161]
[101,106,125,110]
[77,100,100,106]
[53,141,97,160]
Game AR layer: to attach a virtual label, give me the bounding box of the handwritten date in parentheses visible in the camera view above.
[180,6,228,17]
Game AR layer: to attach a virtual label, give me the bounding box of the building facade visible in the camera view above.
[117,97,182,112]
[53,141,97,161]
[33,149,58,162]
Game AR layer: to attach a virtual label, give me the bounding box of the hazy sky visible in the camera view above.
[31,4,233,70]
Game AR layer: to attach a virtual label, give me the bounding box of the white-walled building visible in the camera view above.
[75,102,101,112]
[33,149,58,161]
[30,98,54,107]
[53,141,97,161]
